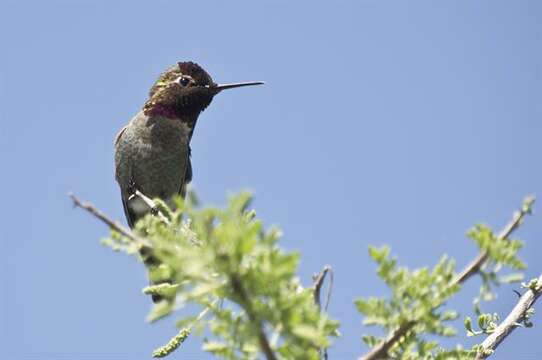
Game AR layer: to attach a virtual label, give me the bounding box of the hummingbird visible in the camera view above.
[115,61,263,227]
[114,61,263,300]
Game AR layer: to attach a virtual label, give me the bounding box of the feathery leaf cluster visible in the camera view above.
[104,191,338,359]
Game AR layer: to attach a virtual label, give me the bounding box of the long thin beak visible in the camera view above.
[210,81,265,93]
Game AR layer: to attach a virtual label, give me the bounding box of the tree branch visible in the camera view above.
[313,266,334,360]
[454,195,534,285]
[475,273,542,359]
[69,193,150,248]
[313,265,333,312]
[359,196,535,360]
[230,275,277,360]
[129,189,171,225]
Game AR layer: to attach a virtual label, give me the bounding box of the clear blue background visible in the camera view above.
[1,1,540,359]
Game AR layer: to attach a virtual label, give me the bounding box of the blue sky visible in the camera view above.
[1,1,541,359]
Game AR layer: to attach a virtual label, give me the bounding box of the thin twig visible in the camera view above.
[69,193,150,247]
[130,190,201,246]
[475,273,542,359]
[313,266,334,360]
[362,321,416,360]
[359,196,535,360]
[70,192,219,357]
[454,195,534,285]
[129,189,171,225]
[313,265,334,312]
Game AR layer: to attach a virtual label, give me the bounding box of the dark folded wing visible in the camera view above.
[179,146,192,198]
[121,194,137,228]
[115,124,139,228]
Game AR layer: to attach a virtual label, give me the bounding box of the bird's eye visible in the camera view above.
[178,76,190,87]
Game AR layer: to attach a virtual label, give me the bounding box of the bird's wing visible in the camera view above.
[114,125,128,146]
[114,123,138,228]
[179,145,192,198]
[121,194,136,228]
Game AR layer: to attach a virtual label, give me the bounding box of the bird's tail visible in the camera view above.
[139,246,175,303]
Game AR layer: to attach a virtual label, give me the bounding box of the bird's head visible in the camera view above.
[144,62,263,119]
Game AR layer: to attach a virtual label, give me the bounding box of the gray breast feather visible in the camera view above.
[114,111,191,225]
